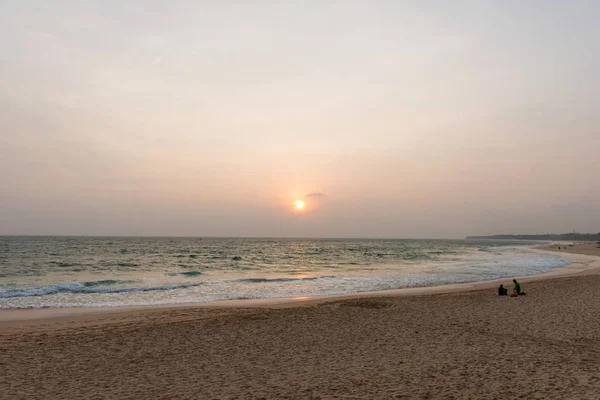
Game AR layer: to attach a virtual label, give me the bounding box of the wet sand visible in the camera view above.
[540,240,600,257]
[1,244,599,399]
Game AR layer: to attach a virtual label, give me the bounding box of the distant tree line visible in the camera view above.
[465,233,600,241]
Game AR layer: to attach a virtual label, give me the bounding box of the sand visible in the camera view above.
[540,241,600,257]
[1,244,599,399]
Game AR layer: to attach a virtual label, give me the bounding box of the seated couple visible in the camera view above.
[498,279,526,296]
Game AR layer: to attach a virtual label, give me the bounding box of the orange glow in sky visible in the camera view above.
[2,2,599,238]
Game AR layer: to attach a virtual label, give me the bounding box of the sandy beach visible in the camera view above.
[1,243,599,399]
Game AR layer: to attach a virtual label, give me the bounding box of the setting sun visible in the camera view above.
[294,200,305,210]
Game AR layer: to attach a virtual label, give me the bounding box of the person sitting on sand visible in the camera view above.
[513,279,526,295]
[498,284,508,296]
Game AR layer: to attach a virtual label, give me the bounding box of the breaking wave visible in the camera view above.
[0,281,204,299]
[233,275,336,283]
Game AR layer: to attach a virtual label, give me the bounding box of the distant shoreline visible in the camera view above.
[466,233,600,241]
[0,234,574,240]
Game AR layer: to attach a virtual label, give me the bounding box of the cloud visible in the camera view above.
[305,192,326,198]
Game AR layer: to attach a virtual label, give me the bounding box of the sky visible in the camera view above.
[1,1,599,238]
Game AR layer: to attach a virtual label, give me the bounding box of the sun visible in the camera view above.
[294,200,305,210]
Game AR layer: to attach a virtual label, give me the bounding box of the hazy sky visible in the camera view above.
[1,1,599,238]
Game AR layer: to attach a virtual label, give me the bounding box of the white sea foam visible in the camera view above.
[0,282,204,299]
[0,238,569,309]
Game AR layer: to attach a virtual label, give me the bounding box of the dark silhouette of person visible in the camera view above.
[498,284,508,296]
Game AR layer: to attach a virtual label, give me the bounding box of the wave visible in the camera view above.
[479,247,504,253]
[470,257,569,271]
[0,282,204,299]
[180,271,202,277]
[165,271,202,277]
[48,261,80,267]
[83,279,136,287]
[478,245,529,253]
[233,275,336,284]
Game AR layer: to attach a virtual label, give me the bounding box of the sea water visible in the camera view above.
[0,237,569,309]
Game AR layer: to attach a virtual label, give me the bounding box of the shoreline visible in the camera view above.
[2,243,599,399]
[2,245,598,324]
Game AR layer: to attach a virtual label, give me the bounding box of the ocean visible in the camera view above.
[0,236,569,309]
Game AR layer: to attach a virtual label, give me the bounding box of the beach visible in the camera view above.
[1,244,599,399]
[3,1,599,398]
